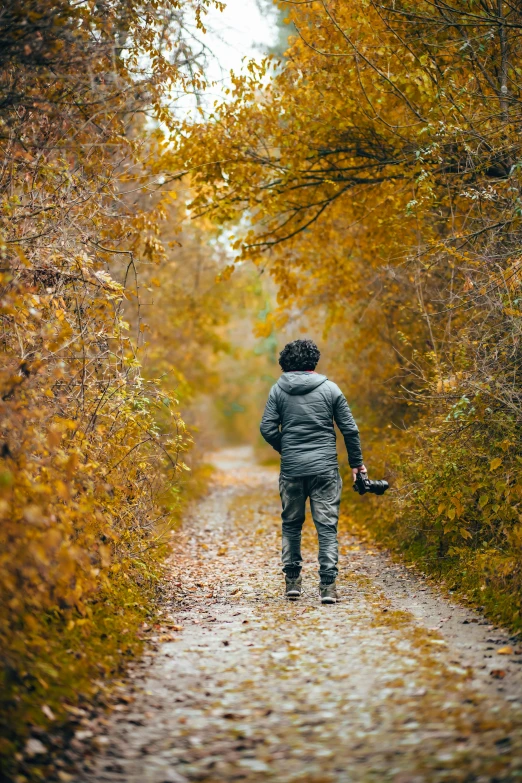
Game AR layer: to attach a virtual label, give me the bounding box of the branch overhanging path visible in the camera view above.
[80,448,522,782]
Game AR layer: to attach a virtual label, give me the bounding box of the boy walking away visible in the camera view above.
[260,339,366,604]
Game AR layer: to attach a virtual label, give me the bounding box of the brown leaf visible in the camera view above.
[158,634,178,642]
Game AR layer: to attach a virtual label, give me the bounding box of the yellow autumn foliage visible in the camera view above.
[5,0,522,773]
[177,0,522,627]
[0,0,217,771]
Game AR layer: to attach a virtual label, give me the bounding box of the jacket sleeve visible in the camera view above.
[331,385,364,468]
[260,386,282,453]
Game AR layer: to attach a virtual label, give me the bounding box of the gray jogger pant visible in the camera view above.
[279,469,342,583]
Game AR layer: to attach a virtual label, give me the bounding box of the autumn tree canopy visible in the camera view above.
[177,0,522,620]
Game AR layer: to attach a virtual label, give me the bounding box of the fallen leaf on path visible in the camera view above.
[161,769,189,783]
[62,705,87,717]
[25,738,47,756]
[490,669,507,679]
[497,646,514,655]
[75,730,93,741]
[42,704,55,720]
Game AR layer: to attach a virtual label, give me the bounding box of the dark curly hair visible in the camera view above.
[279,339,320,372]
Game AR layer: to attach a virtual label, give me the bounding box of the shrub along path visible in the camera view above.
[80,448,522,782]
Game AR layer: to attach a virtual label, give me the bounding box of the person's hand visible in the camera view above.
[352,464,367,483]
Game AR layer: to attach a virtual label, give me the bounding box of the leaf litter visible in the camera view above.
[72,447,522,783]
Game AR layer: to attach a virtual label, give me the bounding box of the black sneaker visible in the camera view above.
[285,575,302,599]
[320,582,338,604]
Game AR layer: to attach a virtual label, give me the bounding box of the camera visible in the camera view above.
[353,470,389,496]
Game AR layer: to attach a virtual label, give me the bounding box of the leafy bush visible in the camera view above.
[0,0,207,772]
[341,400,522,630]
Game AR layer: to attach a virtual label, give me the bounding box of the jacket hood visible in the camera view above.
[277,371,328,396]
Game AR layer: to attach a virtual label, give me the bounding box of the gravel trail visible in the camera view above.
[81,447,522,783]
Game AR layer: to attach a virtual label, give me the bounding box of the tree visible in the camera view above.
[177,0,522,625]
[0,0,219,770]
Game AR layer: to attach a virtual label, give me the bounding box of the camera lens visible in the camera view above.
[369,479,389,495]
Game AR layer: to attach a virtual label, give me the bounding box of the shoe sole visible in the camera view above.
[321,596,337,604]
[286,591,301,599]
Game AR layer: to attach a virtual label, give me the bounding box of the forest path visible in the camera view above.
[83,447,522,783]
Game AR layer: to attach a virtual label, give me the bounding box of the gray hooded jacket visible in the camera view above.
[260,371,363,476]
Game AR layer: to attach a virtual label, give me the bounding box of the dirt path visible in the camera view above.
[81,447,522,783]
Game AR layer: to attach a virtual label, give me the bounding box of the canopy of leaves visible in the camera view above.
[177,0,522,625]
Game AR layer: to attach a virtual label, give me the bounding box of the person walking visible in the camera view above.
[260,339,366,604]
